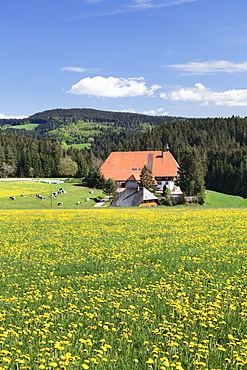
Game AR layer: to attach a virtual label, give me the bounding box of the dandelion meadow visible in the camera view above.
[0,208,247,370]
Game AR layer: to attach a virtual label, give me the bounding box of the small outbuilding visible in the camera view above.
[111,177,159,207]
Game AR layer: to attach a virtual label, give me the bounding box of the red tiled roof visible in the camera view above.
[126,174,138,181]
[100,151,179,181]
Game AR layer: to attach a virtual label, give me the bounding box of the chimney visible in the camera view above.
[162,143,169,157]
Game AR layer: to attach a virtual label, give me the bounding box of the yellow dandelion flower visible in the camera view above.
[49,362,58,368]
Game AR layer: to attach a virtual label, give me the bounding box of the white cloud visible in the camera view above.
[160,83,247,106]
[160,92,167,99]
[131,0,153,9]
[61,66,86,73]
[142,108,168,115]
[157,108,169,114]
[86,0,105,2]
[78,0,199,19]
[0,114,28,119]
[166,49,175,56]
[130,0,198,9]
[120,108,138,113]
[119,106,168,115]
[169,60,247,75]
[67,76,161,98]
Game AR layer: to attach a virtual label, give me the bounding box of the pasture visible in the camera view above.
[9,124,40,131]
[0,181,104,208]
[0,208,246,369]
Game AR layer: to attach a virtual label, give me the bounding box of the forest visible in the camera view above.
[0,108,180,146]
[0,108,247,198]
[0,134,92,179]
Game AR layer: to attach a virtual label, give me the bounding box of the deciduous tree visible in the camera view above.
[59,156,78,179]
[1,162,15,178]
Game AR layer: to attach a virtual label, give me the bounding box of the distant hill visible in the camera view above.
[0,108,183,149]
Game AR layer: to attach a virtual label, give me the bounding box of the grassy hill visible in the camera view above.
[204,190,247,207]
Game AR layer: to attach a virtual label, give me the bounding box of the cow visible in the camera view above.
[58,188,66,194]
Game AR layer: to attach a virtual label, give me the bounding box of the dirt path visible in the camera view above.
[94,195,110,207]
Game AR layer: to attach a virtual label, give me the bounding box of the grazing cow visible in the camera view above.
[89,190,94,194]
[36,194,46,200]
[58,202,63,206]
[10,196,16,200]
[76,201,81,205]
[21,194,26,197]
[86,198,90,202]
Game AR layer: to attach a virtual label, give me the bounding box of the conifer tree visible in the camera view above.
[177,147,206,204]
[139,165,156,193]
[103,178,117,197]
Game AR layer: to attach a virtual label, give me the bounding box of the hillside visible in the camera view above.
[1,109,247,199]
[0,108,181,149]
[204,190,247,207]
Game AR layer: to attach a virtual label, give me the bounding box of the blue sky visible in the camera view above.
[1,0,247,118]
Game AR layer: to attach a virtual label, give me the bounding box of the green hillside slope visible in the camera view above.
[205,190,247,207]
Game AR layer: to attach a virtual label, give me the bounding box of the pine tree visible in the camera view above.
[0,145,5,177]
[87,168,106,189]
[103,178,117,197]
[139,165,156,193]
[177,147,206,204]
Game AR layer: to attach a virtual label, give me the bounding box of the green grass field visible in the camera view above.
[0,181,246,210]
[61,143,92,150]
[204,190,247,207]
[0,207,246,369]
[0,180,104,209]
[9,123,40,130]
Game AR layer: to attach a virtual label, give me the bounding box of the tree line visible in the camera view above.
[1,111,247,198]
[119,116,247,198]
[0,134,92,179]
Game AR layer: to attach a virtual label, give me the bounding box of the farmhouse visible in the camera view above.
[100,149,180,192]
